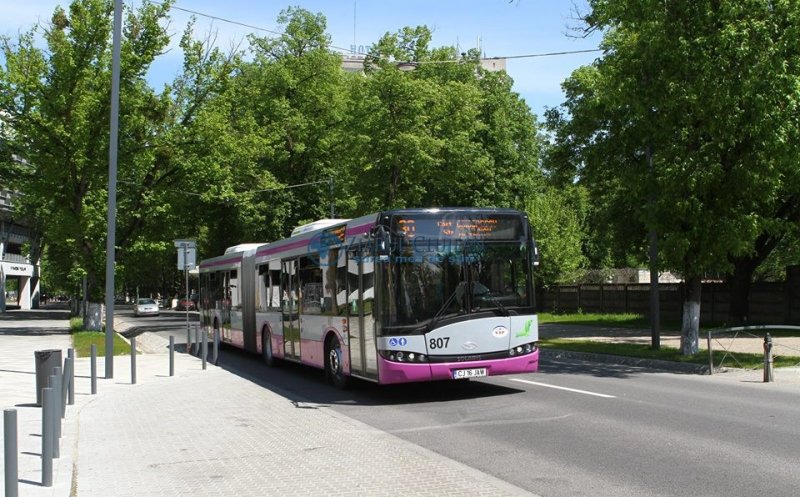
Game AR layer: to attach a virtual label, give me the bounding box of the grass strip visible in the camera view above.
[539,312,659,329]
[70,317,131,357]
[539,338,800,369]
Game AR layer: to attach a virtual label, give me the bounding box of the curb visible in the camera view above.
[540,348,711,375]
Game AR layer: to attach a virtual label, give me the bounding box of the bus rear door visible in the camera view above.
[281,259,300,360]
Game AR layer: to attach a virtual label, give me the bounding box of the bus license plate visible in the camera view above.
[453,368,487,379]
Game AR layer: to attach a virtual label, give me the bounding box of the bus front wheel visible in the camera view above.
[325,335,349,389]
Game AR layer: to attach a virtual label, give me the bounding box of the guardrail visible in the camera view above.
[706,325,800,379]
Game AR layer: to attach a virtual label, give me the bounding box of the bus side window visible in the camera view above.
[299,256,323,315]
[257,264,269,312]
[269,267,281,312]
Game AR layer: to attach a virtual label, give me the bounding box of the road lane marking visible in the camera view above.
[510,378,616,398]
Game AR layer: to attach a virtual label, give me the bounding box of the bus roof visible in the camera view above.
[224,243,264,254]
[290,219,351,237]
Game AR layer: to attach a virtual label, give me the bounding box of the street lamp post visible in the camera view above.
[104,0,123,379]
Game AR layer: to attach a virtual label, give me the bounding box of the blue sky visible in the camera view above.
[1,0,603,118]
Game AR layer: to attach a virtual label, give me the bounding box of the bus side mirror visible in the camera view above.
[532,240,540,267]
[373,226,391,257]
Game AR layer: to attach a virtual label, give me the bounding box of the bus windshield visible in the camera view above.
[378,212,533,335]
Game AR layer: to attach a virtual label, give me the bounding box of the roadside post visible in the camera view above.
[47,373,60,458]
[131,337,137,385]
[213,327,219,365]
[41,387,54,487]
[173,238,196,354]
[201,325,208,370]
[169,335,175,376]
[4,409,18,497]
[764,333,774,383]
[90,344,97,395]
[66,348,75,405]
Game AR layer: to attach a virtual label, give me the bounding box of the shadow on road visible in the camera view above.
[209,345,526,408]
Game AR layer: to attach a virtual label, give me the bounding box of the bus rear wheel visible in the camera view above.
[325,335,349,389]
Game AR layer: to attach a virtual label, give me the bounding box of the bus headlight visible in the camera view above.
[379,350,428,363]
[509,342,537,357]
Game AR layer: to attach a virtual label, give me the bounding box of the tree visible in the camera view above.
[346,27,543,212]
[524,186,587,288]
[0,0,240,306]
[222,7,347,235]
[546,0,800,353]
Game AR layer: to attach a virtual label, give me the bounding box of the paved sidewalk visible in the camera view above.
[1,309,537,497]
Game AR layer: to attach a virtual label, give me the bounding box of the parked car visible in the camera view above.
[134,298,160,317]
[174,298,196,311]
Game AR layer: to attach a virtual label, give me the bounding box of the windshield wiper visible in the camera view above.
[426,281,467,332]
[483,293,510,316]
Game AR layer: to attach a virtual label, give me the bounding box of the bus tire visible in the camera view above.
[325,335,349,389]
[262,327,277,367]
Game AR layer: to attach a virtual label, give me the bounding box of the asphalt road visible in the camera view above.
[204,349,800,497]
[117,307,200,343]
[117,313,800,497]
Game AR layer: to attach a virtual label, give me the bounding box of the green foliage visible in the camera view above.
[346,26,541,212]
[0,0,178,299]
[547,0,800,351]
[524,187,587,286]
[2,3,548,297]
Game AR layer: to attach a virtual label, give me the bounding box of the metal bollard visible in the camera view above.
[61,356,72,411]
[213,328,220,365]
[189,326,196,356]
[48,374,60,459]
[67,348,75,405]
[131,337,137,385]
[169,335,175,376]
[202,326,208,370]
[4,409,18,497]
[41,387,54,487]
[90,344,97,395]
[52,367,63,420]
[764,333,774,383]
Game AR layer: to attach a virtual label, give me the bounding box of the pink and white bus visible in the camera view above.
[199,208,540,387]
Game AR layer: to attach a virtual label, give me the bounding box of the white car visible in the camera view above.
[134,298,160,317]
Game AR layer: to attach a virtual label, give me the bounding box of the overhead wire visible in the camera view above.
[143,0,601,61]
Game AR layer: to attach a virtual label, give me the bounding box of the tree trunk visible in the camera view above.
[680,276,702,355]
[84,302,103,331]
[726,258,757,326]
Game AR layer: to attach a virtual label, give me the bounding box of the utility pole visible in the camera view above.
[104,0,123,378]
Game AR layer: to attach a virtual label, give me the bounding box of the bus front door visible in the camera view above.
[347,250,377,380]
[282,259,300,360]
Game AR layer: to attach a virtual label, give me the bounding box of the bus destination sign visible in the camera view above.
[393,214,522,240]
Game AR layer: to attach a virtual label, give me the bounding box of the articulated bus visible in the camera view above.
[199,208,540,387]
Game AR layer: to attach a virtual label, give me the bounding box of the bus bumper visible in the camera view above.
[377,348,539,385]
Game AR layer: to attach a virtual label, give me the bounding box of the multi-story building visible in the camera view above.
[0,188,40,311]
